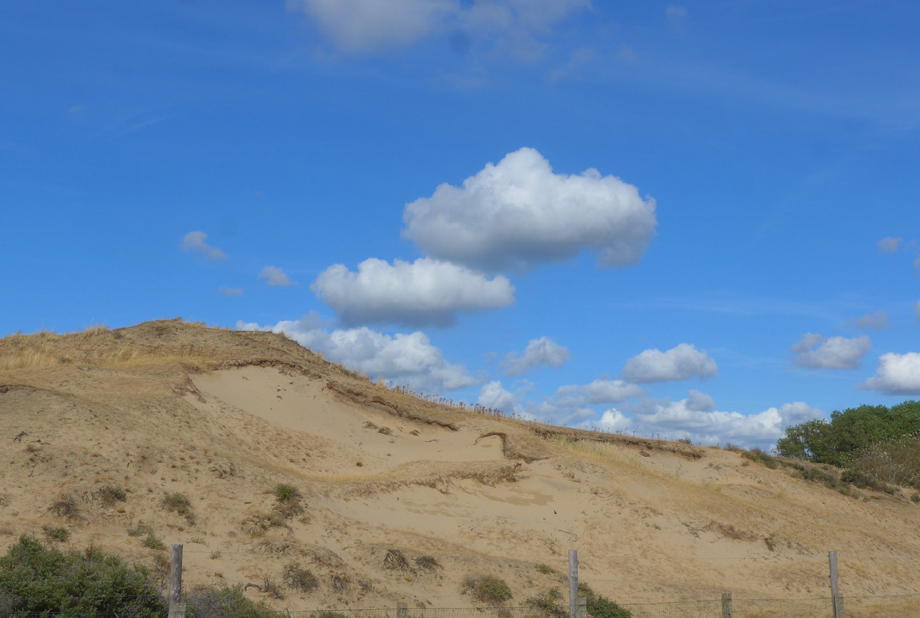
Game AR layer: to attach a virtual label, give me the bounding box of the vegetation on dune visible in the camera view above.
[0,535,166,617]
[464,575,513,605]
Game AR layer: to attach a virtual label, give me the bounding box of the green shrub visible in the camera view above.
[526,588,567,618]
[0,534,166,616]
[272,483,301,503]
[741,448,778,469]
[464,575,512,605]
[42,526,69,542]
[536,563,554,575]
[142,533,167,551]
[579,582,632,618]
[97,484,127,507]
[185,584,286,617]
[162,493,195,524]
[128,524,154,537]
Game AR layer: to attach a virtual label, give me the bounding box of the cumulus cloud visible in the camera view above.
[502,336,570,376]
[622,343,717,383]
[791,333,871,370]
[288,0,589,54]
[402,147,657,272]
[259,265,295,287]
[686,389,715,412]
[846,311,887,330]
[478,380,517,412]
[554,379,643,404]
[311,257,514,328]
[238,315,479,393]
[590,396,823,448]
[181,231,227,261]
[862,352,920,395]
[877,236,903,253]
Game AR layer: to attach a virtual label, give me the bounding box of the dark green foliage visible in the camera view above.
[185,584,286,618]
[162,493,195,524]
[0,534,166,617]
[776,401,920,466]
[579,582,632,618]
[42,525,69,542]
[313,612,348,618]
[741,448,778,469]
[526,587,567,618]
[464,575,513,604]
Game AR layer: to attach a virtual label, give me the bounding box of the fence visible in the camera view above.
[4,595,920,618]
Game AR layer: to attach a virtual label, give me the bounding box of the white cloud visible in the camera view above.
[219,286,243,296]
[478,380,517,412]
[402,147,657,272]
[666,5,687,24]
[311,257,515,327]
[180,231,227,261]
[288,0,589,54]
[554,379,643,404]
[238,314,478,393]
[590,397,823,449]
[877,236,903,253]
[259,265,295,287]
[622,343,718,383]
[502,336,570,376]
[862,352,920,395]
[846,311,887,330]
[686,389,715,412]
[791,333,871,370]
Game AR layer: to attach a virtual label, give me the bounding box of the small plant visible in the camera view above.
[526,588,567,618]
[42,525,69,542]
[185,584,286,617]
[260,574,284,599]
[189,536,206,545]
[142,533,167,551]
[464,575,513,605]
[415,556,441,571]
[315,612,348,618]
[97,484,127,507]
[536,563,555,575]
[383,549,413,572]
[128,524,153,537]
[162,492,195,524]
[273,483,301,503]
[49,494,81,521]
[210,550,223,560]
[677,437,693,445]
[283,563,319,592]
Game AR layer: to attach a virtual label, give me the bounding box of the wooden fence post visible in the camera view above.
[568,550,579,618]
[829,551,844,618]
[397,602,408,618]
[169,544,184,618]
[576,596,587,618]
[721,592,732,618]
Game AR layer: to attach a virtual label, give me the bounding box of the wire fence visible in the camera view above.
[4,594,920,617]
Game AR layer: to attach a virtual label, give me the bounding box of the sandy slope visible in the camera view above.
[2,320,920,612]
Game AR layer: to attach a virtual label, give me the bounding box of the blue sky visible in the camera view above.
[3,0,919,447]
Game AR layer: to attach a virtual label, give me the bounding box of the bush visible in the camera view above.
[49,494,81,521]
[415,556,441,571]
[272,484,300,503]
[128,524,154,538]
[526,588,567,618]
[283,564,318,592]
[579,582,632,618]
[142,533,167,551]
[42,526,69,542]
[741,448,778,469]
[97,484,128,507]
[0,534,166,617]
[185,584,286,618]
[162,493,195,524]
[464,575,512,605]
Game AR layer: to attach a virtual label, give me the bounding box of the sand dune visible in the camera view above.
[2,320,920,612]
